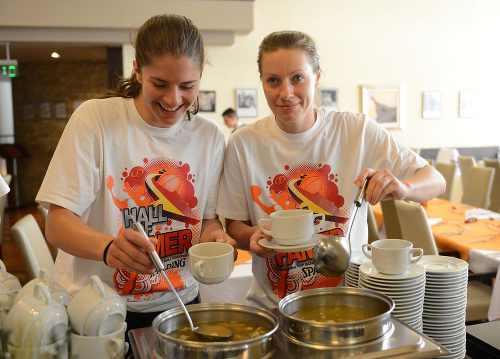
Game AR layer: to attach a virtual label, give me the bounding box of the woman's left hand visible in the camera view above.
[201,228,238,261]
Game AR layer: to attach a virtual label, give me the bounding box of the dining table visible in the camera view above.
[371,198,500,321]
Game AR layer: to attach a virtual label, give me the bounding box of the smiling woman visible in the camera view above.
[35,13,237,344]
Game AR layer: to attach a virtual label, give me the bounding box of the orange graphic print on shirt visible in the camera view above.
[106,157,201,300]
[253,163,348,298]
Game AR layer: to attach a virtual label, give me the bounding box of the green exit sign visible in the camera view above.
[0,60,18,77]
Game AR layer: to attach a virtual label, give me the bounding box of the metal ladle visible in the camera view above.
[312,178,368,277]
[132,222,233,341]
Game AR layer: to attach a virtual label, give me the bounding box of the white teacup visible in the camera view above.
[70,322,128,359]
[258,209,325,245]
[3,282,68,348]
[14,268,70,308]
[362,239,424,275]
[6,335,68,359]
[67,275,126,336]
[0,260,22,295]
[189,242,234,284]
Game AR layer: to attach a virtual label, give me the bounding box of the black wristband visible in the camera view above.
[103,239,114,266]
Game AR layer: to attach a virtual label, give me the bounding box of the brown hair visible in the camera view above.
[257,30,320,78]
[97,14,205,117]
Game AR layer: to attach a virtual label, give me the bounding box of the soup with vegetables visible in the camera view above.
[169,321,269,342]
[291,305,379,323]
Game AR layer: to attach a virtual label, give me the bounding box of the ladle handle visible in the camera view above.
[354,178,369,207]
[132,222,197,332]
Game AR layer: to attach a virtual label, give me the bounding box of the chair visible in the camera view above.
[461,166,495,209]
[367,205,380,244]
[434,163,457,201]
[393,200,494,323]
[0,174,12,259]
[37,204,58,257]
[11,214,54,280]
[458,155,477,190]
[380,199,402,239]
[482,158,500,212]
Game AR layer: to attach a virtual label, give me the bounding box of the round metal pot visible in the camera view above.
[278,287,394,346]
[153,303,279,359]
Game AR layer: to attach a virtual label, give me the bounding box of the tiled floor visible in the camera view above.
[1,204,42,286]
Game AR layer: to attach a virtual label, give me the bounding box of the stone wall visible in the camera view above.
[11,61,109,206]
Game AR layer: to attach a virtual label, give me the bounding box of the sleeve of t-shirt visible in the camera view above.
[36,103,100,216]
[216,135,250,221]
[0,176,10,197]
[202,126,225,220]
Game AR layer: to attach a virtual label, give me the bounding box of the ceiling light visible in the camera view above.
[51,52,60,59]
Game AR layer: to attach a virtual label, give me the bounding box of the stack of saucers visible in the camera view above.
[358,262,425,331]
[345,251,371,287]
[418,255,468,359]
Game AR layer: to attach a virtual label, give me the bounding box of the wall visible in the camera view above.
[11,61,108,205]
[192,0,500,144]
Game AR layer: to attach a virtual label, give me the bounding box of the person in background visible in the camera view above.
[36,14,236,337]
[222,108,244,132]
[217,30,445,309]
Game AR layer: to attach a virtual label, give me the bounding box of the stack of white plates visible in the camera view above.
[358,262,426,332]
[345,251,371,287]
[418,255,468,359]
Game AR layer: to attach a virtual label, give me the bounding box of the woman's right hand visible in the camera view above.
[249,227,277,258]
[104,229,157,275]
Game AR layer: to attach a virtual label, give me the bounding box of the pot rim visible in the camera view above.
[278,287,395,327]
[152,302,279,348]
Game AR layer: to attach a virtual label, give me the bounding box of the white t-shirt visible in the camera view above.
[217,108,428,309]
[37,97,225,312]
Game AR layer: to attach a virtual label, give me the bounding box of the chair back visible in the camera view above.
[11,214,54,280]
[461,166,495,209]
[367,205,380,244]
[380,199,402,239]
[0,175,12,257]
[482,157,500,212]
[36,204,58,257]
[434,163,457,201]
[394,200,439,255]
[458,155,476,190]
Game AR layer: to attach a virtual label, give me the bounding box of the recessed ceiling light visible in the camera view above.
[51,52,60,58]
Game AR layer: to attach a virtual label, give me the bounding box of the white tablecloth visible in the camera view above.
[468,249,500,321]
[198,260,253,304]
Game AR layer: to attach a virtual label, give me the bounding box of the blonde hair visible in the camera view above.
[257,30,320,78]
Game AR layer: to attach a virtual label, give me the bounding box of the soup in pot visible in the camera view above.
[169,321,269,342]
[291,305,379,323]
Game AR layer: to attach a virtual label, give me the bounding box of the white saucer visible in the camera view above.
[359,262,425,280]
[258,234,320,253]
[417,255,468,274]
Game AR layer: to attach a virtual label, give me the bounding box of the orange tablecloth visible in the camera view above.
[371,198,500,260]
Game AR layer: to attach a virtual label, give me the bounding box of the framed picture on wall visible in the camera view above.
[236,88,257,117]
[459,91,477,118]
[319,88,338,111]
[361,84,406,130]
[422,91,442,119]
[40,101,51,119]
[198,90,216,112]
[55,101,68,119]
[23,103,35,120]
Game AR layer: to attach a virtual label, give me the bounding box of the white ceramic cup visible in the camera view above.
[66,275,126,336]
[2,282,68,348]
[0,260,22,295]
[258,209,325,245]
[70,322,127,359]
[6,335,68,359]
[13,268,70,308]
[362,239,424,275]
[0,282,16,325]
[188,242,234,284]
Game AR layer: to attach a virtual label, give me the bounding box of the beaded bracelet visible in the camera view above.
[103,239,114,266]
